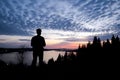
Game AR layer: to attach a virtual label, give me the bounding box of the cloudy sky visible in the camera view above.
[0,0,120,49]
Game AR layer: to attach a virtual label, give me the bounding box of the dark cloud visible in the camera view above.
[0,39,6,41]
[19,39,30,41]
[61,38,85,42]
[0,22,29,36]
[0,42,20,48]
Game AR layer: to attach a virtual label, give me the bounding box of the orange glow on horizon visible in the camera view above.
[45,41,88,49]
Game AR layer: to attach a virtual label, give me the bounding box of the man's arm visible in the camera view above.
[31,37,33,47]
[43,37,46,47]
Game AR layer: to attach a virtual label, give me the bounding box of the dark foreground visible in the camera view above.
[0,63,119,80]
[0,48,119,80]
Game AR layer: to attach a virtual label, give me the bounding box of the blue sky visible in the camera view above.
[0,0,120,48]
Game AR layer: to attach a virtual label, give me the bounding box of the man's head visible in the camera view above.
[36,28,42,35]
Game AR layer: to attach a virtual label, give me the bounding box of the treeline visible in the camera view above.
[48,35,120,63]
[87,35,120,49]
[46,35,120,72]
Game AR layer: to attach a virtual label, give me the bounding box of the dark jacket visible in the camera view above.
[31,35,46,50]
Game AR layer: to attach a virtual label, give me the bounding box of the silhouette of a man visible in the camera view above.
[31,28,46,66]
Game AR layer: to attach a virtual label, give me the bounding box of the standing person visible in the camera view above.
[31,28,46,67]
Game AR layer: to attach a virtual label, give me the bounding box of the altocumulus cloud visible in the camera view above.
[0,0,120,38]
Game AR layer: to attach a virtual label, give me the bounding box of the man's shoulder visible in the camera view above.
[40,36,44,38]
[32,36,37,38]
[32,36,39,40]
[39,36,45,40]
[32,36,44,39]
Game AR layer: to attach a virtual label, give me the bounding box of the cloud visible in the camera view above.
[64,38,85,42]
[0,39,6,41]
[0,22,29,35]
[45,41,75,49]
[0,42,27,48]
[0,0,120,41]
[18,39,30,42]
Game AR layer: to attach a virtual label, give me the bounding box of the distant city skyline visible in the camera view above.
[0,0,120,49]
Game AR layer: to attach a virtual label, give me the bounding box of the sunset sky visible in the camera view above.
[0,0,120,49]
